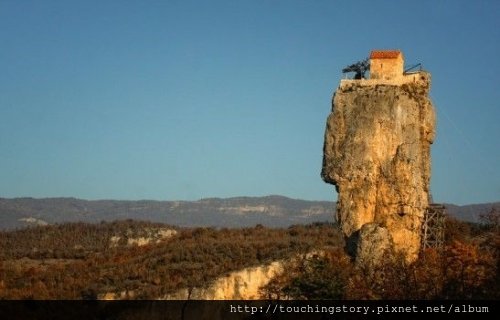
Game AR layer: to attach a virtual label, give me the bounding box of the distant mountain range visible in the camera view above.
[0,196,498,230]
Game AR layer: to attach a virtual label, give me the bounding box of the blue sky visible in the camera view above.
[0,0,499,205]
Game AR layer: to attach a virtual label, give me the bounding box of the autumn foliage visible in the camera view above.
[0,221,341,299]
[0,215,498,300]
[261,216,499,300]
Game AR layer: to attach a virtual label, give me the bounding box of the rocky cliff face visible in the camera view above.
[163,261,283,300]
[321,72,435,263]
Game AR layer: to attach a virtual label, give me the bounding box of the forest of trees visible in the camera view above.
[0,221,341,299]
[0,210,498,299]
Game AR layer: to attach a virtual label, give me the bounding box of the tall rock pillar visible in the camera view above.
[321,51,435,264]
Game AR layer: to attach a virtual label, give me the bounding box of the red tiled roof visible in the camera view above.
[370,50,402,59]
